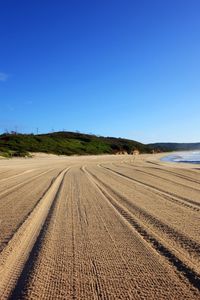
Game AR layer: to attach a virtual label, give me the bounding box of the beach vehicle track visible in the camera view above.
[16,168,120,299]
[85,166,200,265]
[9,169,70,300]
[0,169,35,183]
[0,167,69,299]
[82,166,200,294]
[99,164,200,211]
[0,154,199,299]
[111,163,200,211]
[0,168,55,200]
[0,169,29,181]
[19,166,196,299]
[148,166,200,184]
[129,160,200,184]
[0,168,66,254]
[114,163,200,192]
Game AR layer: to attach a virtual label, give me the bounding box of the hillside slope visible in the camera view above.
[149,142,200,152]
[0,131,150,157]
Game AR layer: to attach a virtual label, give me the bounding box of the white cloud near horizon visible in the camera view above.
[0,72,9,81]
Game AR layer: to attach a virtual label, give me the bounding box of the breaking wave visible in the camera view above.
[161,151,200,164]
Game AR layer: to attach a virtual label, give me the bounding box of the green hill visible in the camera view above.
[148,142,200,152]
[0,131,151,157]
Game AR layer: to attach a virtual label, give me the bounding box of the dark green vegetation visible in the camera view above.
[149,142,200,152]
[0,132,151,157]
[1,132,198,158]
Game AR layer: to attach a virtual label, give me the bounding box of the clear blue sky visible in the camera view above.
[0,0,200,143]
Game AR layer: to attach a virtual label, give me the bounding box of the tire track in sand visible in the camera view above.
[146,161,200,182]
[0,169,54,200]
[115,163,200,192]
[125,161,200,185]
[100,164,200,211]
[86,166,200,263]
[0,169,34,183]
[0,169,64,253]
[0,168,69,300]
[83,167,200,294]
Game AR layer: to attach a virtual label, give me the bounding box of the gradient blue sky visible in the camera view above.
[0,0,200,143]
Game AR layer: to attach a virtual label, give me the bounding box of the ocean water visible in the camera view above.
[161,151,200,164]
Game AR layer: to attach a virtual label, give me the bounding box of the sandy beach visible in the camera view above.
[0,153,199,299]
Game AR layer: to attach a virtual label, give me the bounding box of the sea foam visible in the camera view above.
[161,151,200,164]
